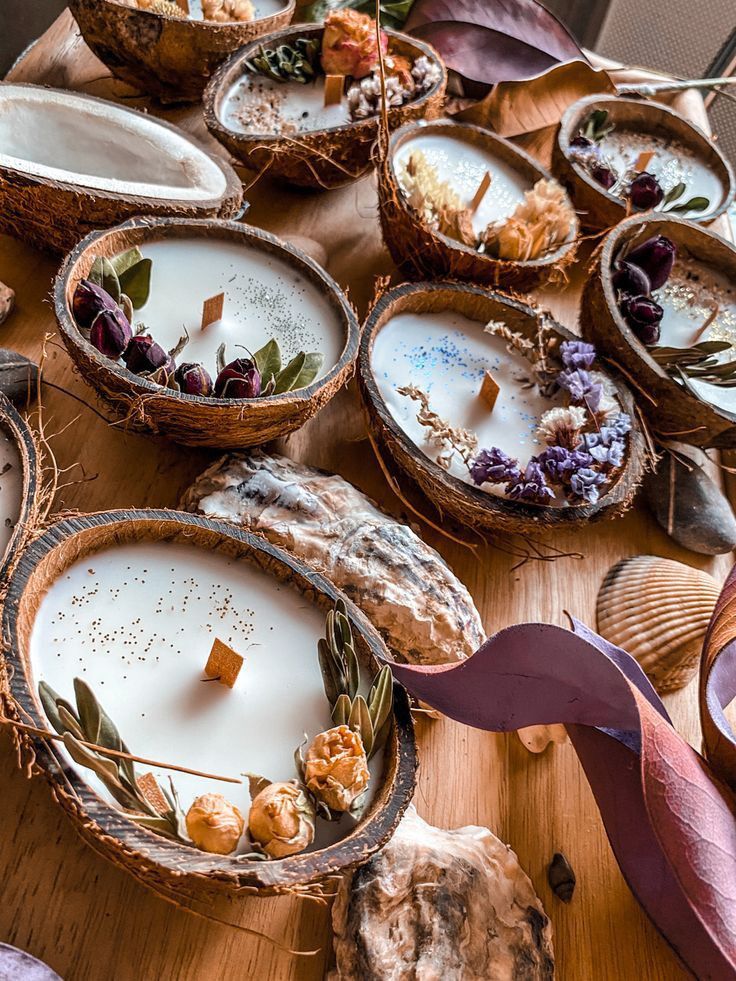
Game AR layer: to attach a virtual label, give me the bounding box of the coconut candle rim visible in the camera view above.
[1,509,417,893]
[95,0,294,26]
[53,217,360,446]
[0,395,40,584]
[203,23,446,142]
[555,94,735,226]
[582,212,736,444]
[359,281,647,534]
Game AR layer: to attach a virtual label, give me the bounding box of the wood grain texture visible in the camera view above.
[0,13,731,978]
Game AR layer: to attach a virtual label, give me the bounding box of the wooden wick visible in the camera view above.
[323,74,344,107]
[201,292,224,331]
[0,715,243,785]
[469,171,492,213]
[479,369,500,410]
[634,150,655,172]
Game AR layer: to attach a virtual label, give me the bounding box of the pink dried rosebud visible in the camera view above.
[628,172,664,212]
[591,164,616,190]
[123,334,173,375]
[175,362,213,397]
[321,9,388,79]
[72,279,118,330]
[248,781,316,858]
[214,358,261,399]
[89,307,132,360]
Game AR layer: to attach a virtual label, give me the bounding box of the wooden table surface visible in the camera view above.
[1,13,730,979]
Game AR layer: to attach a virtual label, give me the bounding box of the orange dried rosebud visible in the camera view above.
[248,781,316,858]
[321,9,388,80]
[305,724,370,812]
[185,793,245,855]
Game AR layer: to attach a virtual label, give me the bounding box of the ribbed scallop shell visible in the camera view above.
[596,555,720,693]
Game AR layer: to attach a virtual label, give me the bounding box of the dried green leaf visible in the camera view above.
[38,681,65,735]
[74,677,102,743]
[109,246,144,278]
[344,643,360,701]
[61,732,136,810]
[662,181,686,206]
[582,108,613,142]
[318,637,344,704]
[367,666,393,738]
[118,258,152,309]
[253,339,281,386]
[128,812,183,841]
[332,693,352,728]
[89,257,121,303]
[57,704,85,740]
[348,695,374,756]
[290,352,323,391]
[666,195,710,214]
[273,352,307,394]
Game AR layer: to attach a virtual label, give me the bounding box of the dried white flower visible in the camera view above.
[483,179,575,261]
[397,151,477,246]
[347,74,410,119]
[537,406,587,449]
[411,55,442,93]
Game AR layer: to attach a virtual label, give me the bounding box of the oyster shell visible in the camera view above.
[596,554,720,693]
[330,804,555,980]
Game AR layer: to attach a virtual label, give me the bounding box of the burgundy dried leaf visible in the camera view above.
[405,0,585,93]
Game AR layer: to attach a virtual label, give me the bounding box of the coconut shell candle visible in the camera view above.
[359,281,646,535]
[68,0,296,102]
[0,85,242,255]
[1,510,415,895]
[54,217,359,447]
[379,120,578,292]
[553,95,734,232]
[581,213,736,448]
[203,22,446,189]
[0,395,39,582]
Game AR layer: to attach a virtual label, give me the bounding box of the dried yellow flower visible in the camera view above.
[399,151,478,247]
[135,0,186,16]
[201,0,254,22]
[185,793,245,855]
[483,179,574,261]
[305,725,370,812]
[248,781,316,858]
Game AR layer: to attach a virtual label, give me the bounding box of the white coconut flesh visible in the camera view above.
[0,85,228,202]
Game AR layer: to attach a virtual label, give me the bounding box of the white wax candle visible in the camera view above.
[30,541,382,853]
[0,432,22,562]
[371,310,571,502]
[127,237,344,382]
[596,130,724,217]
[221,76,350,137]
[654,257,736,414]
[394,132,530,236]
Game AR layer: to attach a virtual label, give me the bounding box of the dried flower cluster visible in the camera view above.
[71,247,323,401]
[398,154,574,260]
[346,56,443,121]
[128,0,254,22]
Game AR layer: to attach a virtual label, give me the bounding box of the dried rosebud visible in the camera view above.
[628,172,664,211]
[624,234,676,290]
[621,295,663,345]
[123,334,173,375]
[214,358,261,399]
[89,307,132,360]
[612,260,651,297]
[321,9,388,79]
[72,279,118,330]
[175,362,213,397]
[570,135,594,151]
[590,164,616,190]
[185,792,244,855]
[248,781,316,858]
[305,724,370,812]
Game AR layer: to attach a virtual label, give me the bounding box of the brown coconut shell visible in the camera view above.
[69,0,295,103]
[580,213,736,448]
[552,94,735,232]
[0,394,40,584]
[358,281,648,537]
[0,85,242,255]
[54,216,360,448]
[0,509,417,897]
[378,119,579,293]
[203,24,446,189]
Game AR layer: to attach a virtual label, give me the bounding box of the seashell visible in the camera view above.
[596,555,720,694]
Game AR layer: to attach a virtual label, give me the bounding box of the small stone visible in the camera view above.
[0,282,15,325]
[643,443,736,555]
[0,349,38,407]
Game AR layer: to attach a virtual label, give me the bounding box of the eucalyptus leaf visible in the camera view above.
[118,258,152,309]
[273,352,307,394]
[89,257,121,303]
[74,677,102,743]
[38,681,65,735]
[332,693,352,728]
[253,339,282,385]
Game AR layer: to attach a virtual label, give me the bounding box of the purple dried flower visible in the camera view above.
[123,334,173,375]
[469,447,521,486]
[506,460,555,505]
[588,440,625,469]
[628,172,664,211]
[621,295,663,345]
[612,260,651,297]
[591,164,616,190]
[624,234,676,290]
[72,279,118,330]
[569,468,608,504]
[89,307,132,360]
[610,412,632,437]
[175,362,213,397]
[536,445,593,484]
[558,369,603,412]
[214,358,261,399]
[560,340,596,371]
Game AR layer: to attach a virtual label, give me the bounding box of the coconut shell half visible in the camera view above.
[54,216,360,448]
[580,213,736,448]
[0,83,242,254]
[378,120,579,293]
[203,24,446,189]
[359,281,648,537]
[69,0,296,103]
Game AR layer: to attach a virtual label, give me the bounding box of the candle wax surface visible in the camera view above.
[654,256,736,414]
[0,433,22,562]
[128,237,344,382]
[30,541,381,854]
[221,76,350,137]
[594,130,724,217]
[394,132,530,236]
[372,310,573,503]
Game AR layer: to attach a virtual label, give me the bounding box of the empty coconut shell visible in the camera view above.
[596,555,720,693]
